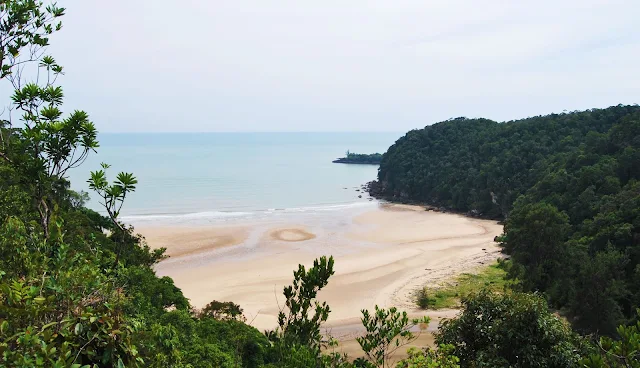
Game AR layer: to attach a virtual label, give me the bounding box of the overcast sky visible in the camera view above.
[23,1,640,131]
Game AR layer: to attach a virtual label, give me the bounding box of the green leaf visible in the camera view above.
[41,322,58,331]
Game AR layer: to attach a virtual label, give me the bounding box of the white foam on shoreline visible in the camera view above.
[121,201,377,226]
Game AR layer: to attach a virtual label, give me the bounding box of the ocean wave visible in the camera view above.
[281,202,372,213]
[120,201,376,225]
[121,211,252,221]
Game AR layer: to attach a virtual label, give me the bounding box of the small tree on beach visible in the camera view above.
[355,306,430,368]
[266,255,335,363]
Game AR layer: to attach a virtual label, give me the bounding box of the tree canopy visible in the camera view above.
[372,106,640,335]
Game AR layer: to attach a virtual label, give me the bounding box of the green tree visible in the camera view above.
[436,290,583,368]
[581,309,640,367]
[374,106,640,335]
[570,248,628,335]
[502,201,571,291]
[199,300,246,321]
[355,305,429,368]
[88,163,138,267]
[0,0,64,80]
[0,220,143,367]
[395,345,460,368]
[267,255,335,363]
[1,1,98,239]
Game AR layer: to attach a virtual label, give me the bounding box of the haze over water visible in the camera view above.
[68,132,400,224]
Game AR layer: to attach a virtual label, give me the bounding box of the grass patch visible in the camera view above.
[417,260,517,309]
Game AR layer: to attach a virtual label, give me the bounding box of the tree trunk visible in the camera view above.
[38,198,50,240]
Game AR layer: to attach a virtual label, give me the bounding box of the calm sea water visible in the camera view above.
[67,132,400,225]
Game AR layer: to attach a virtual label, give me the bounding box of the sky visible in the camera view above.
[8,0,640,132]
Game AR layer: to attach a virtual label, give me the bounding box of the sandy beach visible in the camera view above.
[141,226,250,258]
[138,203,503,358]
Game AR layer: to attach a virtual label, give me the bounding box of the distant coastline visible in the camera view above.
[332,151,382,165]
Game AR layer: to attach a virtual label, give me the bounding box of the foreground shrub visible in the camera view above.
[436,290,583,367]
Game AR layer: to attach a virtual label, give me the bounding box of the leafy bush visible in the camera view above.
[581,309,640,367]
[395,345,460,368]
[416,288,433,309]
[435,290,584,368]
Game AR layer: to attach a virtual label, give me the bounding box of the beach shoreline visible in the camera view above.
[137,202,503,355]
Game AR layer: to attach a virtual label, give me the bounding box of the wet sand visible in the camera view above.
[138,226,249,258]
[270,228,316,242]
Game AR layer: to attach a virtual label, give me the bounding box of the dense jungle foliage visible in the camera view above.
[372,106,640,337]
[0,1,638,367]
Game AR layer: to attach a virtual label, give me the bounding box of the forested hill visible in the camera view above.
[372,105,640,218]
[371,104,640,334]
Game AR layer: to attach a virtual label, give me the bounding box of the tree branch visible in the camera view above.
[0,150,12,163]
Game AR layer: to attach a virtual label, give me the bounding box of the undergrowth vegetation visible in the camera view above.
[417,261,516,309]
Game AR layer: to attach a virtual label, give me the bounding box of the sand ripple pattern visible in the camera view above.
[270,228,316,242]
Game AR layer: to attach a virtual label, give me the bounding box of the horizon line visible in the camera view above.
[97,130,406,134]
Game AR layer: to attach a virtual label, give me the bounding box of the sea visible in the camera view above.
[67,132,401,226]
